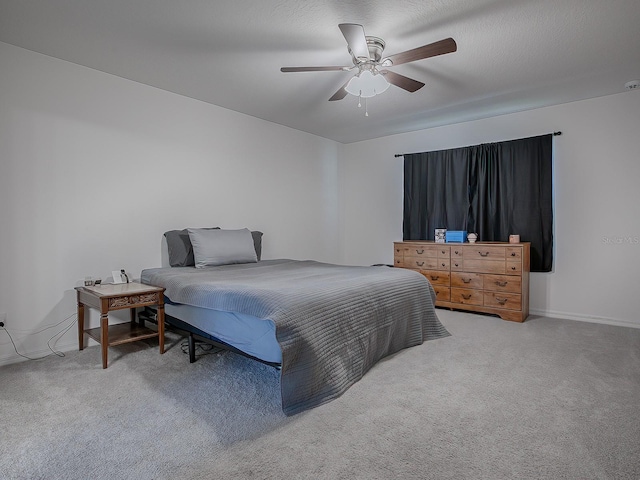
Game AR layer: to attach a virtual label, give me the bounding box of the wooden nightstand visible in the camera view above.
[75,282,165,368]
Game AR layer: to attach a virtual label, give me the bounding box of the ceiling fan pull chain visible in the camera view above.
[357,92,362,108]
[365,97,369,117]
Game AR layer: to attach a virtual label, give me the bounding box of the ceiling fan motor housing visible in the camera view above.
[349,36,386,64]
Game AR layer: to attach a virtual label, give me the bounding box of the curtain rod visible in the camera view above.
[393,131,562,157]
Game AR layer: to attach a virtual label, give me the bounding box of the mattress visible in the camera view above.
[164,302,281,364]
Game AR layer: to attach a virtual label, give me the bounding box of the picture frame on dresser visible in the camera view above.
[394,241,530,322]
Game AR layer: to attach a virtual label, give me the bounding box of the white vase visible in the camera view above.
[467,233,478,243]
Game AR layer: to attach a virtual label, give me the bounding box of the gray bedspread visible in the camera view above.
[141,259,449,415]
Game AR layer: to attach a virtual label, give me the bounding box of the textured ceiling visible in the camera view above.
[1,0,639,143]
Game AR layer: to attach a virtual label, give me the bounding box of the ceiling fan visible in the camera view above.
[281,23,457,102]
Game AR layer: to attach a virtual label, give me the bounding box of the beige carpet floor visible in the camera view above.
[1,309,639,479]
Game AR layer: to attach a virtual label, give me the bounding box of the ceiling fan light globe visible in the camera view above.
[345,70,390,98]
[373,72,390,94]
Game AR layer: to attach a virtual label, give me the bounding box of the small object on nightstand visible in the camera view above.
[509,234,520,243]
[467,233,478,243]
[435,228,447,243]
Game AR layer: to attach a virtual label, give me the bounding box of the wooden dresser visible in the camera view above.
[394,241,530,322]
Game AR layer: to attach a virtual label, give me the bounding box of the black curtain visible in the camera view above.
[403,134,553,272]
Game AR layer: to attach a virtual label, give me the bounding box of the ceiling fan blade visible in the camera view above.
[281,66,349,72]
[380,70,425,92]
[339,23,370,61]
[328,78,352,101]
[386,38,457,66]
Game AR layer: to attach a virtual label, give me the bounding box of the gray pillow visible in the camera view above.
[164,228,263,267]
[164,227,219,267]
[250,230,263,261]
[188,228,258,268]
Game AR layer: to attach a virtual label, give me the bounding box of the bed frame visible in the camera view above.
[138,306,281,368]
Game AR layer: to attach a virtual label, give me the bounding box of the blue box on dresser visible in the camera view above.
[445,230,467,243]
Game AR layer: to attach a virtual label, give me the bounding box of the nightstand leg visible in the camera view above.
[157,304,165,354]
[100,313,109,369]
[77,302,85,351]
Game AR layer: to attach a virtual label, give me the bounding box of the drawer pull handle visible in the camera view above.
[441,250,446,254]
[416,261,425,267]
[511,266,516,271]
[441,263,446,267]
[511,252,516,257]
[462,294,472,300]
[431,275,439,281]
[495,297,507,305]
[462,278,472,284]
[478,251,490,257]
[454,263,460,267]
[416,249,424,254]
[454,250,459,255]
[496,281,508,287]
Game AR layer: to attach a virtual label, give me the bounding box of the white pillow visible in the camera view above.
[187,228,258,268]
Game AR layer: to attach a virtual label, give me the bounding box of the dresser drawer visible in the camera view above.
[450,272,483,289]
[394,246,404,266]
[405,257,439,270]
[506,261,522,274]
[432,286,451,302]
[405,244,440,258]
[484,292,522,310]
[451,288,483,306]
[423,270,450,286]
[436,258,450,271]
[463,246,506,260]
[462,259,506,274]
[483,274,521,293]
[506,247,522,260]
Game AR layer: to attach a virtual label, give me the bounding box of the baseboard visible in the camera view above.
[529,308,640,330]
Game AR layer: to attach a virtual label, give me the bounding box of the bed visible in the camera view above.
[141,228,450,415]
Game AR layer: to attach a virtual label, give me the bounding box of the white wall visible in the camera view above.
[0,42,340,364]
[2,41,638,367]
[339,92,640,328]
